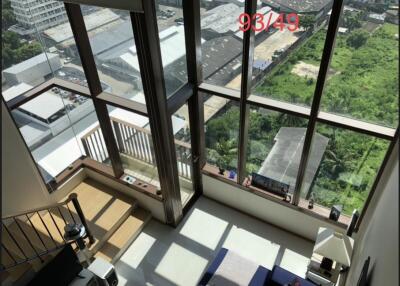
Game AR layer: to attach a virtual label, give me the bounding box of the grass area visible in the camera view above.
[322,24,399,128]
[207,22,397,215]
[254,23,399,128]
[308,125,389,215]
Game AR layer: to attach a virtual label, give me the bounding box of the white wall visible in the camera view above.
[203,174,344,241]
[2,100,166,223]
[345,140,398,286]
[2,101,53,216]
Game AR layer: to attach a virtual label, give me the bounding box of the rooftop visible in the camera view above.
[19,90,67,121]
[263,0,332,13]
[201,3,242,34]
[258,127,329,194]
[43,8,120,43]
[201,36,242,82]
[3,53,59,74]
[2,82,33,102]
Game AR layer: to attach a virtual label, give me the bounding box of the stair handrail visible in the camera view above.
[2,194,74,220]
[1,193,94,271]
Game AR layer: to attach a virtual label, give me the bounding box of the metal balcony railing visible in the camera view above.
[81,117,192,180]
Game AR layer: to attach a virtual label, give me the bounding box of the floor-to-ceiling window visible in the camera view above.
[2,0,398,226]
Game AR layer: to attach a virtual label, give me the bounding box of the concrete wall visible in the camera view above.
[203,174,344,241]
[2,101,52,216]
[345,141,398,286]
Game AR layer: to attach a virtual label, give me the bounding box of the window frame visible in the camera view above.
[3,0,398,230]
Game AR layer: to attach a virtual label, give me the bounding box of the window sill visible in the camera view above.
[202,164,349,229]
[53,157,163,202]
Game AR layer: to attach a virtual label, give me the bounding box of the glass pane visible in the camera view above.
[10,88,108,191]
[205,97,239,177]
[107,105,161,194]
[300,124,389,222]
[42,8,89,87]
[2,3,51,92]
[320,4,399,127]
[200,1,244,90]
[172,103,194,206]
[82,7,145,103]
[246,107,308,198]
[155,0,188,98]
[251,2,332,106]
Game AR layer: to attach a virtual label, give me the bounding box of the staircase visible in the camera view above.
[1,178,152,286]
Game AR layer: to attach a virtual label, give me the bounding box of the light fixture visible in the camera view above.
[313,227,354,267]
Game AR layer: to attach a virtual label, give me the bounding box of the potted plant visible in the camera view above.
[216,155,228,175]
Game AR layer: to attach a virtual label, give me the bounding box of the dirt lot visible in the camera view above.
[291,61,337,79]
[362,21,381,33]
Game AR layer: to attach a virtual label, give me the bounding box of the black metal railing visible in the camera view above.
[1,194,93,272]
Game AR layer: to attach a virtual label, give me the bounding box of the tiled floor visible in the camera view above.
[115,197,314,286]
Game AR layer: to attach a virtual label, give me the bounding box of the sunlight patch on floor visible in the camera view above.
[222,226,280,269]
[179,208,229,250]
[155,243,209,286]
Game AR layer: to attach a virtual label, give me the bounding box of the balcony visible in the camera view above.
[81,116,194,205]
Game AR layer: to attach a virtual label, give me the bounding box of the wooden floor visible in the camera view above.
[1,178,151,285]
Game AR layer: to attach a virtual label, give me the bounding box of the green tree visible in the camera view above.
[215,139,237,171]
[346,30,369,49]
[16,42,42,60]
[2,31,20,49]
[299,15,315,31]
[344,13,362,31]
[2,0,17,31]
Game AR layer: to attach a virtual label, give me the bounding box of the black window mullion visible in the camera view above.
[237,0,257,184]
[64,2,124,178]
[292,0,345,205]
[130,1,183,226]
[182,0,204,203]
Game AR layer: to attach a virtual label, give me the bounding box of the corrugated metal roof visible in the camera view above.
[43,9,120,43]
[258,127,328,194]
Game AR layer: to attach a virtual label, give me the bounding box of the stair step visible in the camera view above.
[28,210,68,246]
[94,207,151,263]
[0,263,32,286]
[64,179,137,255]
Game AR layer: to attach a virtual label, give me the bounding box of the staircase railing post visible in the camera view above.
[68,193,95,244]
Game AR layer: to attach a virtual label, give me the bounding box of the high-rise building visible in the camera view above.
[9,0,67,35]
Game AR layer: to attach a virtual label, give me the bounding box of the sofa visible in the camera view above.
[199,248,316,286]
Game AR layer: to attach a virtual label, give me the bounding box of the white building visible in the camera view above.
[2,52,62,86]
[367,13,386,24]
[9,0,67,35]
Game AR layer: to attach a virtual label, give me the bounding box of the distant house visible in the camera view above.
[367,13,386,24]
[261,0,333,17]
[257,127,329,196]
[385,10,399,25]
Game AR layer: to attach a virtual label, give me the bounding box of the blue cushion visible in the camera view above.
[270,266,316,286]
[249,265,271,286]
[198,248,229,286]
